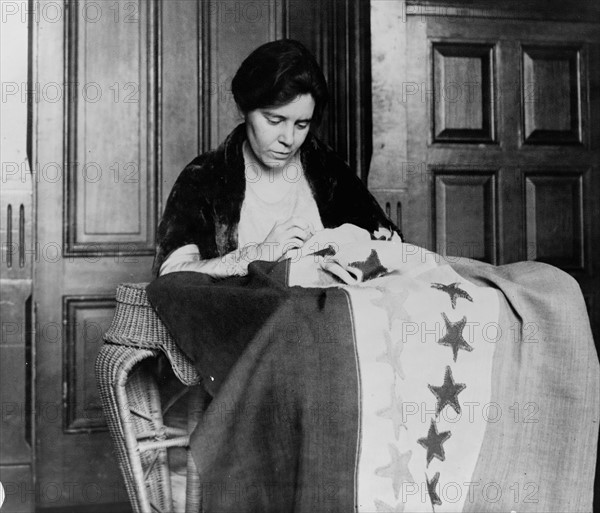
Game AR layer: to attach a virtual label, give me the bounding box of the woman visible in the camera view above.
[153,39,400,278]
[148,40,599,513]
[151,41,402,510]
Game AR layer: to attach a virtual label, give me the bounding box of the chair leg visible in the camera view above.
[124,358,174,512]
[96,345,160,513]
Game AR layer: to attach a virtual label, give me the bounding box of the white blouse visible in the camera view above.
[159,166,323,277]
[237,170,323,249]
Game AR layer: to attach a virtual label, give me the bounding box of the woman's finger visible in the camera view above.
[285,216,314,234]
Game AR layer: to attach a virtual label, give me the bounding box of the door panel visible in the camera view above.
[524,171,586,269]
[431,43,496,143]
[65,0,156,255]
[521,45,582,144]
[433,170,498,263]
[401,15,600,340]
[63,296,116,433]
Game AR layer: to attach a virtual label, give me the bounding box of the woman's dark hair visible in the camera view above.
[232,39,328,125]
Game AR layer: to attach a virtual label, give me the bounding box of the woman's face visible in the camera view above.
[244,94,315,171]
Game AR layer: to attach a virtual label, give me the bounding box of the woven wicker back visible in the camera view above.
[104,283,201,386]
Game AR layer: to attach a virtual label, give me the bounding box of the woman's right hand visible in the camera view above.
[256,216,315,261]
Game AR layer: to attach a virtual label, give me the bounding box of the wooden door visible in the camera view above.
[399,14,600,341]
[32,0,203,509]
[34,1,157,508]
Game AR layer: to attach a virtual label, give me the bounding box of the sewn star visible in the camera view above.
[371,286,411,330]
[430,282,473,309]
[426,471,443,508]
[375,444,414,499]
[377,385,408,439]
[349,249,389,281]
[428,365,466,416]
[417,420,452,467]
[437,313,473,362]
[373,498,406,512]
[376,330,405,379]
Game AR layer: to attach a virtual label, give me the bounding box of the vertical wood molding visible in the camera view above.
[153,0,163,226]
[368,0,410,192]
[269,0,287,40]
[63,0,77,253]
[355,0,373,182]
[199,0,214,153]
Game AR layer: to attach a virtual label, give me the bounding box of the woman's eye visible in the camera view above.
[266,118,280,125]
[296,122,309,130]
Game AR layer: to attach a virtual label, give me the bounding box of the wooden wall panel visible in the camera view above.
[525,172,585,269]
[63,297,115,433]
[434,171,497,263]
[432,43,495,143]
[65,0,158,255]
[522,45,582,144]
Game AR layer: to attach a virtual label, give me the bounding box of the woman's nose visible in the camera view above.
[278,124,294,146]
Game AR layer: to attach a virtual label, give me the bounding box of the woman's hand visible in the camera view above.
[304,223,371,252]
[256,216,315,261]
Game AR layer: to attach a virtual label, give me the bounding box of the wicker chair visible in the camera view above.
[95,283,208,513]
